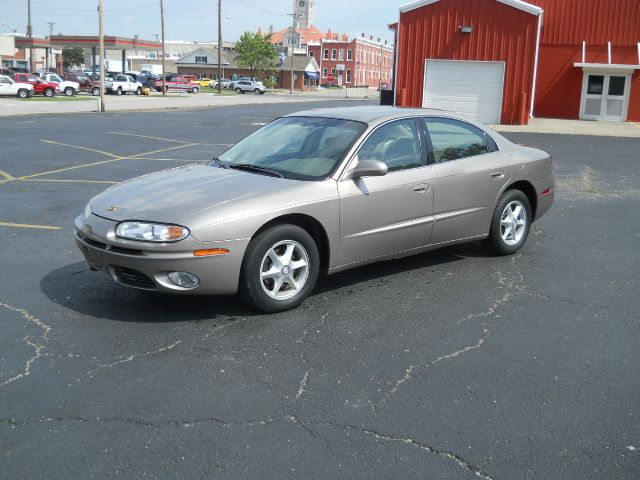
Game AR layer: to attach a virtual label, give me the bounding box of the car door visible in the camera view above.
[422,117,512,244]
[0,76,13,95]
[336,118,434,266]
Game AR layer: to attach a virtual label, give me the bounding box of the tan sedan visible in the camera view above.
[75,106,554,312]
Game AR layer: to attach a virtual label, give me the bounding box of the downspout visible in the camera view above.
[529,10,543,118]
[392,15,401,106]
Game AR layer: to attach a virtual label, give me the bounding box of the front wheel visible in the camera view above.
[191,86,199,94]
[235,87,242,94]
[64,87,74,96]
[240,225,320,313]
[116,87,122,96]
[17,89,29,98]
[135,87,142,95]
[483,189,532,255]
[43,88,54,97]
[91,87,100,96]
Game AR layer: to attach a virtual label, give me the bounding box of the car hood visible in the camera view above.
[90,164,291,225]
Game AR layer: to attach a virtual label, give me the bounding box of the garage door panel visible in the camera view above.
[423,60,505,124]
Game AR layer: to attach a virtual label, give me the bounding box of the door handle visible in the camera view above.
[490,172,505,179]
[413,184,431,193]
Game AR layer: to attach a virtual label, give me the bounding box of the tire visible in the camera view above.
[91,87,100,96]
[483,189,532,256]
[135,87,142,95]
[43,88,54,97]
[191,86,199,94]
[116,87,122,96]
[254,89,261,94]
[17,89,29,99]
[165,85,169,93]
[240,225,320,313]
[235,87,242,94]
[64,87,74,96]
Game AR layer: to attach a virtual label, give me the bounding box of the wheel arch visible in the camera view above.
[505,180,538,220]
[251,214,331,272]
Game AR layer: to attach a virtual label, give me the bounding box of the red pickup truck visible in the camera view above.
[155,75,200,93]
[13,73,58,97]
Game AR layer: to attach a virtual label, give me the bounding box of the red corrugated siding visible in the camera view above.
[396,0,539,124]
[527,0,640,46]
[629,74,640,121]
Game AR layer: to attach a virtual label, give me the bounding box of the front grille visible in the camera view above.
[112,266,156,290]
[78,232,143,256]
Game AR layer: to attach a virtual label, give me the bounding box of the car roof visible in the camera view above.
[283,106,476,124]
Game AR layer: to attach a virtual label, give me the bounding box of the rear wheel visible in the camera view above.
[17,89,29,99]
[116,87,122,96]
[483,189,532,255]
[43,88,54,97]
[135,87,142,95]
[235,87,242,94]
[191,86,199,94]
[240,225,319,313]
[64,87,74,96]
[91,86,100,96]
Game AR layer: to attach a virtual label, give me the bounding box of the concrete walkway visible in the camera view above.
[494,117,640,138]
[0,89,378,117]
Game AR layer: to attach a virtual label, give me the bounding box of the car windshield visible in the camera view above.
[215,116,366,181]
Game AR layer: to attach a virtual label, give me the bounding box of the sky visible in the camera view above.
[1,0,400,44]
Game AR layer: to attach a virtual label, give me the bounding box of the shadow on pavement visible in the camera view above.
[40,243,484,323]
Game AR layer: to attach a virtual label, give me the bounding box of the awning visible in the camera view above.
[574,63,640,73]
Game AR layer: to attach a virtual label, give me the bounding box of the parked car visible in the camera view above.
[155,75,199,93]
[129,73,157,89]
[234,80,266,94]
[39,73,80,96]
[212,78,232,89]
[194,77,213,87]
[74,106,554,313]
[229,77,262,90]
[0,74,34,98]
[105,74,143,95]
[64,71,102,96]
[13,73,57,97]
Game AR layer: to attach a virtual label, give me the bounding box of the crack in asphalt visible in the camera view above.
[295,370,310,399]
[1,414,493,478]
[0,302,52,389]
[76,341,183,383]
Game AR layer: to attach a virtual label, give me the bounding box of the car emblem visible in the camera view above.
[106,206,118,212]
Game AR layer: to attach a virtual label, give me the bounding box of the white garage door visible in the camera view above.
[422,60,505,124]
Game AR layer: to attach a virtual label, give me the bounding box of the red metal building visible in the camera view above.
[392,0,640,124]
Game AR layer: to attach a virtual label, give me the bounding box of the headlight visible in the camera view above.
[115,222,189,242]
[84,202,92,219]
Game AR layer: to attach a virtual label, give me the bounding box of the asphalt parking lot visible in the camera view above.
[1,101,638,479]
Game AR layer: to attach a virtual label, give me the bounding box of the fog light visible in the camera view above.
[167,271,199,288]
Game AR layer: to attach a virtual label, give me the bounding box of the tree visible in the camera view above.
[234,31,278,80]
[62,47,85,69]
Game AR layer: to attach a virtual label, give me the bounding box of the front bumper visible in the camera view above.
[74,214,250,295]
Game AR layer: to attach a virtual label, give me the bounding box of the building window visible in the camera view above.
[339,49,344,60]
[195,56,208,63]
[346,69,351,83]
[331,49,337,60]
[347,49,352,61]
[322,68,327,78]
[323,49,328,59]
[331,68,336,76]
[310,51,314,58]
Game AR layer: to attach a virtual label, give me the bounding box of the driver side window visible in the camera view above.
[357,119,422,172]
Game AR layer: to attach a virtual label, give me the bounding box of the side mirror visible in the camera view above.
[343,159,388,180]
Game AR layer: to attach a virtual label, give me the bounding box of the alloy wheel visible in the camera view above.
[500,200,527,245]
[259,240,310,300]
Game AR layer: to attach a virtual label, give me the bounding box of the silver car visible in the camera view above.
[75,106,554,312]
[234,80,266,94]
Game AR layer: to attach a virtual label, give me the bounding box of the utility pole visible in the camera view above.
[47,22,55,37]
[160,0,166,95]
[217,0,222,93]
[286,13,300,94]
[27,0,34,71]
[98,0,105,112]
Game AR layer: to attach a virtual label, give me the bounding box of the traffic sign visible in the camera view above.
[327,73,335,81]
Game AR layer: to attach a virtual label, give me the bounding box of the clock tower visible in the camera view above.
[293,0,315,29]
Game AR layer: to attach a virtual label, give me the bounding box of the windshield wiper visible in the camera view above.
[229,163,284,178]
[211,157,228,169]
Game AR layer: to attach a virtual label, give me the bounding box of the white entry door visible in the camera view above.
[580,73,631,121]
[423,60,505,124]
